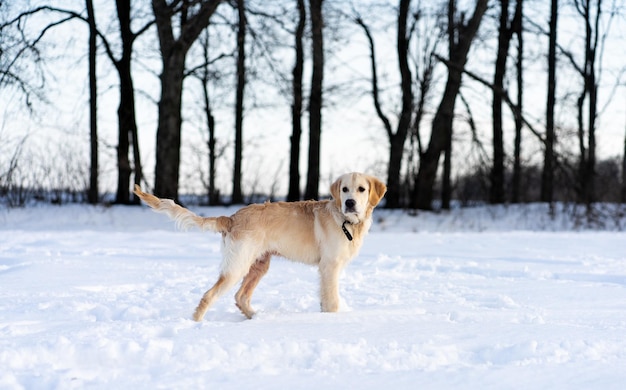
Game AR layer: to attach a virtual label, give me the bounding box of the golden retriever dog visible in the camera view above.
[133,172,386,321]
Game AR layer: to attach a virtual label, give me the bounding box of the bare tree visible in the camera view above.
[541,0,558,203]
[86,0,98,204]
[406,2,440,207]
[622,107,626,202]
[94,1,154,205]
[304,0,324,200]
[490,0,524,204]
[231,0,246,204]
[491,0,516,204]
[511,0,523,203]
[413,0,488,210]
[152,0,223,200]
[190,29,224,205]
[10,3,154,205]
[287,0,306,202]
[0,5,101,204]
[573,0,601,206]
[355,0,413,209]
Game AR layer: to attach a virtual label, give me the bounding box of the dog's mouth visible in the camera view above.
[342,199,362,223]
[342,209,361,223]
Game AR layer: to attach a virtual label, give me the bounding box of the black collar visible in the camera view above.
[341,220,353,241]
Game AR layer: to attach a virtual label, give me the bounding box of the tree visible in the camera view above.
[86,0,98,204]
[405,3,440,208]
[355,0,413,209]
[413,0,488,210]
[491,0,515,204]
[152,0,223,200]
[8,3,154,205]
[97,0,154,204]
[541,0,557,203]
[510,0,523,203]
[231,0,246,204]
[12,3,154,204]
[622,116,626,202]
[490,0,524,204]
[0,5,99,203]
[287,0,306,202]
[304,0,324,200]
[573,0,601,206]
[193,29,222,205]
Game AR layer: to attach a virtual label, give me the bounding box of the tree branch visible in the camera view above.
[434,53,547,147]
[355,16,393,139]
[184,51,233,78]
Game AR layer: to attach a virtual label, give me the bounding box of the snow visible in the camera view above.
[1,204,626,389]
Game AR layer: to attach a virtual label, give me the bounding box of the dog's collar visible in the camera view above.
[341,220,353,241]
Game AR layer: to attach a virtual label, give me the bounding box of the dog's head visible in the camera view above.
[330,172,387,223]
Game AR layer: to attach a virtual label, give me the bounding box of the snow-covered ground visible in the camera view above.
[1,204,625,389]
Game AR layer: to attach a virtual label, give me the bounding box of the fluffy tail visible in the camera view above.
[133,185,231,233]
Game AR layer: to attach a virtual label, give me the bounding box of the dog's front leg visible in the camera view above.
[319,260,343,312]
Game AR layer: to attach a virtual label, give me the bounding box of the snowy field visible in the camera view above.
[1,203,626,389]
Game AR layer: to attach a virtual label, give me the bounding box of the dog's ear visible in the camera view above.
[330,177,342,208]
[368,176,387,207]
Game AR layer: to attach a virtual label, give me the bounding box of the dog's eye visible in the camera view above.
[358,186,366,192]
[342,187,349,193]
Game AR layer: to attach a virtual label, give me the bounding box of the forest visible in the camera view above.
[0,0,625,210]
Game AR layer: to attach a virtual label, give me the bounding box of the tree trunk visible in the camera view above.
[90,0,149,205]
[415,76,457,210]
[408,15,436,208]
[305,0,323,200]
[441,124,452,209]
[131,110,143,198]
[115,66,134,205]
[541,0,557,203]
[356,0,412,209]
[86,0,98,204]
[207,98,218,205]
[574,0,600,206]
[511,0,523,203]
[112,0,139,204]
[152,0,222,200]
[585,1,600,207]
[231,0,246,204]
[490,0,512,205]
[622,107,626,203]
[154,55,185,199]
[199,32,219,205]
[414,0,488,210]
[386,0,413,209]
[287,0,306,202]
[577,90,587,198]
[201,77,218,204]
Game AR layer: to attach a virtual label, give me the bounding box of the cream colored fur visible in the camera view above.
[134,172,386,321]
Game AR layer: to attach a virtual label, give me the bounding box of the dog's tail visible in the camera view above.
[133,185,232,233]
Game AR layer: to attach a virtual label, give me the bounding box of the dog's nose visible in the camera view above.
[345,199,356,209]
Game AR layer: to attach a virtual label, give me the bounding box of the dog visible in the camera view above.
[133,172,386,321]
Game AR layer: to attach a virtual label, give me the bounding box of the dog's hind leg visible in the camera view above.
[235,252,271,319]
[193,272,242,321]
